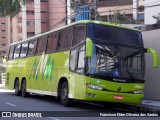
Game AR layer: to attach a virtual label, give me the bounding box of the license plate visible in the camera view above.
[114,95,123,100]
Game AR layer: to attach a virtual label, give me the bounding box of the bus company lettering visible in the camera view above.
[29,52,54,81]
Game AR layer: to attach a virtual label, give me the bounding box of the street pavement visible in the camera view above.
[0,87,160,120]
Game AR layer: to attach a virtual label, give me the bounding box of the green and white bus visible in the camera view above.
[6,20,159,106]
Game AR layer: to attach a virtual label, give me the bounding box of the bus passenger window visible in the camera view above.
[46,32,59,53]
[36,36,47,55]
[13,44,21,59]
[28,40,36,56]
[20,42,28,57]
[9,46,14,59]
[57,27,73,51]
[72,26,86,47]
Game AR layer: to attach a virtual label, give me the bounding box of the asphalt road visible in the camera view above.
[0,90,159,120]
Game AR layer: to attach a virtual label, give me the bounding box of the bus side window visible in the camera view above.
[69,48,77,71]
[72,26,86,47]
[13,44,21,59]
[46,32,59,53]
[36,36,47,55]
[20,42,28,57]
[76,44,85,73]
[57,27,73,51]
[28,40,37,56]
[8,46,14,60]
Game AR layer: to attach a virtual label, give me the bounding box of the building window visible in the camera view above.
[41,21,46,24]
[1,30,5,32]
[1,23,5,24]
[27,32,35,37]
[41,11,47,13]
[26,0,34,4]
[1,51,6,54]
[27,10,34,15]
[27,21,35,26]
[1,37,5,39]
[1,44,6,46]
[41,0,48,2]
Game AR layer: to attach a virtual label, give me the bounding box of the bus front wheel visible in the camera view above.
[60,82,71,106]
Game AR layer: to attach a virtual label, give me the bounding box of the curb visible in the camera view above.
[121,103,160,113]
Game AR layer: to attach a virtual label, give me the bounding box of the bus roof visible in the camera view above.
[11,20,140,46]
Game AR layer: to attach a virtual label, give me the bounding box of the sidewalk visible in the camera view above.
[0,83,5,89]
[138,99,160,112]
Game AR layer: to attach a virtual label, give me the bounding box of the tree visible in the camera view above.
[0,0,26,17]
[0,0,26,61]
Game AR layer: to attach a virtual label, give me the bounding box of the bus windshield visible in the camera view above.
[87,24,143,47]
[87,44,145,81]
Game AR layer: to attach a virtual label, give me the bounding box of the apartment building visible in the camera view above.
[0,0,67,56]
[0,17,10,57]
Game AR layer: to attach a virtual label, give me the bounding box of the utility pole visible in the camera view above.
[89,0,97,20]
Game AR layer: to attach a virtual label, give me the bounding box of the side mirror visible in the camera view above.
[146,48,159,68]
[86,38,93,57]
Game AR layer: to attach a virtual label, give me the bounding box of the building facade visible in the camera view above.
[0,17,10,57]
[145,0,160,24]
[0,0,67,57]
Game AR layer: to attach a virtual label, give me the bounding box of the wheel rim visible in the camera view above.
[61,87,68,102]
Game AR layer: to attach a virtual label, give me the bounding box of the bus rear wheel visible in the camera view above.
[21,80,29,97]
[15,80,21,96]
[60,82,71,106]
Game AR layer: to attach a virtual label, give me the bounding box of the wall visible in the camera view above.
[145,0,160,24]
[142,29,160,100]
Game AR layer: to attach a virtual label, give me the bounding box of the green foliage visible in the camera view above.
[0,0,26,17]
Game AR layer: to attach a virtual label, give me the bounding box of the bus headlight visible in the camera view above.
[86,84,103,91]
[133,90,143,94]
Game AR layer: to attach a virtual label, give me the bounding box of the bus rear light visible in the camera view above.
[86,84,103,91]
[133,90,143,94]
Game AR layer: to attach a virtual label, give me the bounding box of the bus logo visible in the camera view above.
[113,68,120,77]
[29,52,54,81]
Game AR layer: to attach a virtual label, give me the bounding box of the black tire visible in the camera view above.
[15,80,21,96]
[21,80,29,97]
[60,82,72,106]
